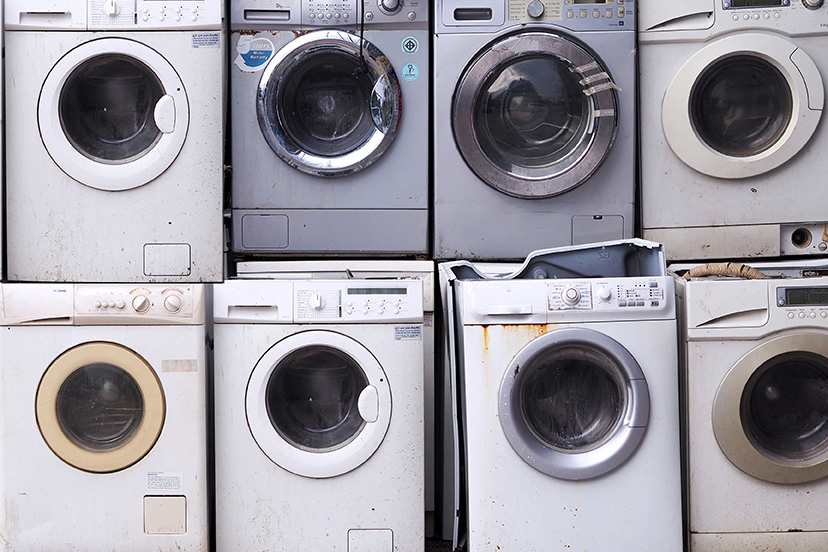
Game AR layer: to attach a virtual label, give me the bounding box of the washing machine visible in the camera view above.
[229,0,428,257]
[640,0,828,261]
[4,0,224,282]
[0,283,209,551]
[213,278,425,551]
[234,259,438,536]
[678,264,828,550]
[442,263,682,549]
[432,0,635,261]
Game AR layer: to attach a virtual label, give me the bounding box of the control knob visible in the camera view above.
[103,0,119,17]
[527,0,545,18]
[597,287,612,302]
[164,294,183,313]
[379,0,401,12]
[308,292,325,311]
[803,0,824,8]
[132,295,150,313]
[562,286,581,306]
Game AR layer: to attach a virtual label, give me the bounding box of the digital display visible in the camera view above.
[348,288,407,295]
[729,0,783,7]
[573,0,607,3]
[785,287,828,306]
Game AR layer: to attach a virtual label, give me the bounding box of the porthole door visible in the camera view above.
[36,342,166,473]
[499,328,649,480]
[713,334,828,483]
[662,33,823,179]
[39,38,189,191]
[246,330,392,478]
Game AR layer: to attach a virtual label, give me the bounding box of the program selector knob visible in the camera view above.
[132,295,150,313]
[597,287,612,302]
[527,0,545,18]
[103,0,119,16]
[562,287,581,306]
[803,0,824,9]
[308,292,325,311]
[380,0,401,12]
[164,295,182,313]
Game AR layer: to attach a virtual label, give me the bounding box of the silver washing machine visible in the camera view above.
[230,0,428,257]
[433,0,636,261]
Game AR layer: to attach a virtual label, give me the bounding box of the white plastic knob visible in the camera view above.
[132,295,150,313]
[308,293,325,311]
[597,287,612,302]
[562,287,581,306]
[164,295,183,313]
[527,0,545,18]
[103,0,119,17]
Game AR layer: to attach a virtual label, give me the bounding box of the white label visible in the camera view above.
[423,313,434,328]
[147,471,184,492]
[192,32,221,49]
[162,359,198,373]
[395,325,422,341]
[235,36,275,72]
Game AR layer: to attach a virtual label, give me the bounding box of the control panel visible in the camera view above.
[88,0,222,29]
[504,0,631,28]
[548,278,667,312]
[73,285,199,323]
[714,0,828,32]
[294,281,423,322]
[777,284,828,323]
[306,0,357,25]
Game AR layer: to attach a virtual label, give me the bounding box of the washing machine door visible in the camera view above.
[662,33,824,179]
[453,31,619,199]
[35,342,166,473]
[498,327,649,480]
[246,330,392,478]
[713,333,828,483]
[257,30,401,177]
[38,38,189,191]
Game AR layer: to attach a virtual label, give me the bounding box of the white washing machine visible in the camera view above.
[679,266,828,551]
[640,0,828,261]
[229,0,428,257]
[4,0,224,282]
[0,283,209,551]
[233,260,438,536]
[432,0,636,261]
[444,270,683,550]
[213,278,425,551]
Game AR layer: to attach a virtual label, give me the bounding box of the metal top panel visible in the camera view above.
[437,0,634,32]
[230,0,428,30]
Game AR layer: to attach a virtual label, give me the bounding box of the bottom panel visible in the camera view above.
[691,531,828,551]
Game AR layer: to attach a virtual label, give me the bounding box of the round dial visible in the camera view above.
[103,0,119,16]
[308,293,326,311]
[379,0,401,13]
[803,0,824,8]
[527,0,545,18]
[562,287,581,306]
[132,295,150,313]
[597,287,612,302]
[164,294,183,313]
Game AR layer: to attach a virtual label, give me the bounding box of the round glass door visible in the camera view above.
[39,38,189,191]
[36,342,165,473]
[499,328,649,480]
[257,30,401,177]
[714,334,828,483]
[662,33,823,179]
[453,31,618,199]
[246,331,392,478]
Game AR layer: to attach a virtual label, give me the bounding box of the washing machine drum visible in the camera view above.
[499,328,649,480]
[714,334,828,483]
[36,342,166,473]
[453,31,619,199]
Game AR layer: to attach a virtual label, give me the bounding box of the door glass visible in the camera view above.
[266,346,369,451]
[56,363,145,452]
[59,54,164,164]
[474,54,591,171]
[742,352,828,461]
[691,55,792,157]
[274,51,376,157]
[520,345,625,452]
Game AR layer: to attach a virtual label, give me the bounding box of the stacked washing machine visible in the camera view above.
[638,0,828,550]
[0,0,224,549]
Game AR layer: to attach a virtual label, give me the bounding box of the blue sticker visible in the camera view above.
[401,62,420,81]
[402,36,419,55]
[235,36,275,72]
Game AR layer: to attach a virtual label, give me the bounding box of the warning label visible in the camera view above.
[394,325,422,341]
[192,32,221,49]
[147,471,184,492]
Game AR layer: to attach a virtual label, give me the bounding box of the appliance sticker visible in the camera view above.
[147,471,184,492]
[401,63,419,82]
[401,36,419,55]
[235,37,275,72]
[192,32,221,49]
[395,325,422,341]
[162,359,198,373]
[423,313,434,328]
